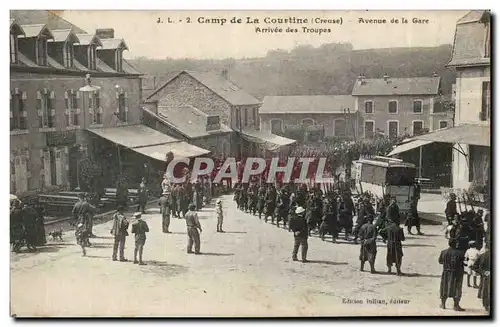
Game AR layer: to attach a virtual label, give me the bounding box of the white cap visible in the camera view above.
[134,212,142,218]
[216,199,222,204]
[77,223,83,228]
[295,206,305,214]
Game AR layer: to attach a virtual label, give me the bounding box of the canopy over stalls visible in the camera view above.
[388,140,434,156]
[239,128,296,152]
[414,124,490,147]
[87,124,211,159]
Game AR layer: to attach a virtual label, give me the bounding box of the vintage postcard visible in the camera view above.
[9,10,491,317]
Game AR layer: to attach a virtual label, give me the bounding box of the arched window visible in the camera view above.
[270,119,283,135]
[334,119,347,137]
[301,118,315,127]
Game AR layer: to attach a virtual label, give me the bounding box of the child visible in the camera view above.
[216,199,224,233]
[131,212,149,265]
[464,241,481,288]
[445,214,460,239]
[75,223,90,256]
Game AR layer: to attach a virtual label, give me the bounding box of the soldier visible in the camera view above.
[185,204,202,254]
[159,191,172,233]
[179,184,189,218]
[358,215,377,273]
[72,193,97,246]
[240,184,248,212]
[386,196,401,226]
[257,183,266,219]
[248,182,258,215]
[384,219,405,275]
[10,200,24,253]
[289,206,309,263]
[110,206,129,262]
[276,187,291,229]
[131,212,149,265]
[445,193,458,226]
[137,177,149,214]
[116,177,129,210]
[22,203,38,252]
[264,184,277,223]
[234,183,242,209]
[407,196,423,235]
[216,199,224,233]
[171,184,179,218]
[439,238,465,311]
[472,243,491,314]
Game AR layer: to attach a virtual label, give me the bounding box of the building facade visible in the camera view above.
[259,95,357,141]
[10,11,142,196]
[446,11,490,190]
[352,75,454,139]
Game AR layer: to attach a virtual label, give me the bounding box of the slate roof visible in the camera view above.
[75,33,103,46]
[351,77,441,96]
[99,38,128,50]
[146,70,261,106]
[156,105,232,138]
[448,10,490,67]
[10,10,85,33]
[260,95,355,114]
[19,24,53,38]
[10,19,25,35]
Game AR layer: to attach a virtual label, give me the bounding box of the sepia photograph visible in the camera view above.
[9,9,491,317]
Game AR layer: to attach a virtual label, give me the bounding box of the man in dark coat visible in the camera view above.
[34,200,46,246]
[386,196,401,225]
[247,182,258,215]
[289,206,309,263]
[276,188,291,229]
[171,184,179,218]
[72,194,97,246]
[264,185,277,223]
[407,196,423,235]
[22,203,38,252]
[110,206,129,261]
[358,215,377,273]
[438,238,465,311]
[137,178,148,214]
[353,195,375,243]
[257,183,266,219]
[445,193,458,225]
[384,219,405,275]
[472,245,491,313]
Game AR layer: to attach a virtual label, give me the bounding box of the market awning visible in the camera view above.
[239,128,296,151]
[132,142,210,160]
[87,124,211,159]
[388,140,434,156]
[414,124,490,147]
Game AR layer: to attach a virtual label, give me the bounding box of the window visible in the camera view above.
[90,91,102,125]
[243,108,248,127]
[413,100,423,113]
[364,100,374,114]
[412,121,424,135]
[234,108,241,129]
[364,120,375,138]
[36,37,48,66]
[439,121,448,129]
[485,23,490,58]
[37,90,54,128]
[388,121,399,139]
[481,81,490,121]
[388,100,398,114]
[65,90,80,127]
[252,108,258,128]
[10,34,18,64]
[11,153,29,194]
[63,42,74,68]
[41,148,64,187]
[117,92,128,122]
[302,118,315,126]
[88,45,97,70]
[115,50,123,72]
[10,90,27,131]
[334,119,347,137]
[270,119,283,135]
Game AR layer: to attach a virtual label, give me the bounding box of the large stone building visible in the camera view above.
[352,75,454,139]
[144,70,295,158]
[9,11,142,195]
[259,95,357,141]
[413,11,490,191]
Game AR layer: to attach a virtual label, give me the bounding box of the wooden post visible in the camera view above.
[419,145,423,179]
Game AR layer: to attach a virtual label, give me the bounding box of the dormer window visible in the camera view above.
[115,50,123,72]
[88,45,97,70]
[36,36,48,66]
[10,34,18,64]
[63,41,74,68]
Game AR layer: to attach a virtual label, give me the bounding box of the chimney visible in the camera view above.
[383,73,390,82]
[221,68,228,80]
[358,74,367,85]
[96,28,114,39]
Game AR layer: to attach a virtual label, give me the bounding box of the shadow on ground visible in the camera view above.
[307,260,349,266]
[196,252,234,256]
[140,260,189,278]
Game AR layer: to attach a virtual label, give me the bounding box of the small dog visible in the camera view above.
[48,228,64,242]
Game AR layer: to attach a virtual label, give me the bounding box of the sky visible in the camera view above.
[58,10,468,60]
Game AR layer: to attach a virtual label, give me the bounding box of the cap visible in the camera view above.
[189,203,196,210]
[77,223,83,228]
[134,212,142,218]
[295,206,305,214]
[216,199,222,204]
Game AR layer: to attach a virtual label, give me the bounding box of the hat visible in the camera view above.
[295,206,305,214]
[77,223,83,228]
[134,212,142,218]
[468,240,476,246]
[189,203,196,210]
[216,199,222,204]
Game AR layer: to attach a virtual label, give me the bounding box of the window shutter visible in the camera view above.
[21,92,27,114]
[39,149,45,187]
[43,149,52,187]
[55,148,63,185]
[36,90,42,116]
[76,91,80,99]
[50,91,56,116]
[95,92,101,108]
[64,91,69,109]
[19,156,28,193]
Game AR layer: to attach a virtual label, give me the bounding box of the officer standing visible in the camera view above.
[289,206,309,263]
[185,203,202,254]
[110,206,129,262]
[159,191,172,233]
